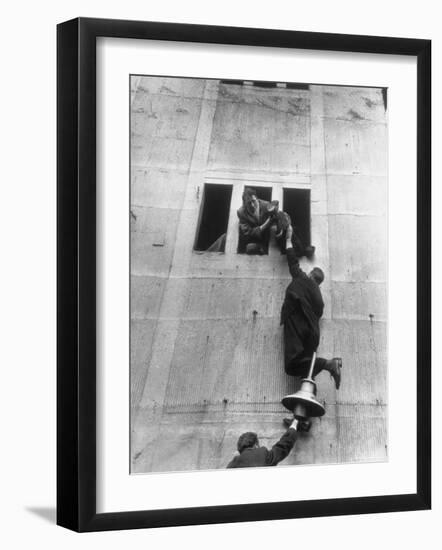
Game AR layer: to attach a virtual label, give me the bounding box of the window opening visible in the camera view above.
[253,187,272,202]
[282,188,311,250]
[194,184,233,252]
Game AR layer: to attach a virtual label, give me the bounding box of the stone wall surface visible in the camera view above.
[130,77,387,473]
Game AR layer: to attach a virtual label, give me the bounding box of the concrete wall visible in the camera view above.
[130,77,387,473]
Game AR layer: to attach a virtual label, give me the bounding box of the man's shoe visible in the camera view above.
[267,200,280,215]
[297,419,312,432]
[283,417,293,429]
[283,417,311,432]
[328,357,342,390]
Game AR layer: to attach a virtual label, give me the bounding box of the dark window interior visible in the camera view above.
[237,186,272,254]
[194,184,233,252]
[254,187,272,202]
[283,188,311,248]
[219,79,309,90]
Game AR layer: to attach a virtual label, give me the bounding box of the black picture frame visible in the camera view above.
[57,17,431,532]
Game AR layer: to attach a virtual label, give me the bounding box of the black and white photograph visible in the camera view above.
[0,0,437,544]
[130,75,388,474]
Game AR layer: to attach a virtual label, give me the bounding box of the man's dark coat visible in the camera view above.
[281,249,325,375]
[237,198,271,250]
[227,428,297,468]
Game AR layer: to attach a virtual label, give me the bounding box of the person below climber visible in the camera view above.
[226,417,308,468]
[281,224,342,389]
[237,187,314,256]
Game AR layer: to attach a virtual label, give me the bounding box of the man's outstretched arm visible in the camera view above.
[285,225,303,278]
[266,419,299,466]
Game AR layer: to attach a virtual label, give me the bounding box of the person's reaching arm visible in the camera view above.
[285,225,303,278]
[265,419,299,466]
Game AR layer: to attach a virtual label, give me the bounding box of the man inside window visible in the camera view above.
[237,187,314,256]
